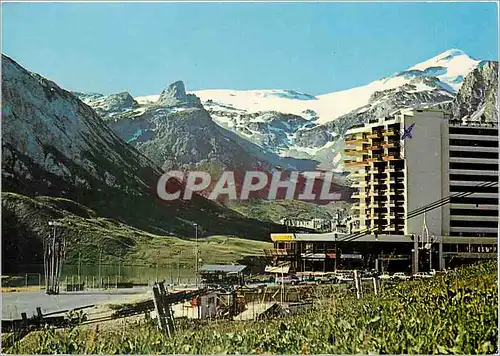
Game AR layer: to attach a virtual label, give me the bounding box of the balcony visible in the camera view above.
[366,145,382,151]
[367,132,381,139]
[383,130,398,137]
[345,137,368,145]
[344,160,369,167]
[348,171,367,179]
[388,179,404,184]
[351,192,364,199]
[381,142,397,149]
[264,248,295,257]
[345,149,369,155]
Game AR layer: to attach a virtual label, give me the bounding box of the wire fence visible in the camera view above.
[2,263,199,290]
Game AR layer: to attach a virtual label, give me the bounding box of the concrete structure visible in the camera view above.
[344,108,498,241]
[279,218,331,231]
[266,232,497,274]
[445,120,499,239]
[264,109,497,274]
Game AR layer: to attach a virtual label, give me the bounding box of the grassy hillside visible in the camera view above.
[1,192,272,274]
[6,261,497,354]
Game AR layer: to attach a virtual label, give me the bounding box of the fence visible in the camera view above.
[2,263,199,290]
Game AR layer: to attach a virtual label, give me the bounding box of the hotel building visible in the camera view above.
[343,108,498,242]
[264,108,497,275]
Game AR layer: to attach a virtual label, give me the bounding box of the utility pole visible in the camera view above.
[118,250,121,283]
[194,223,199,288]
[47,221,64,294]
[78,252,81,286]
[98,248,102,288]
[156,250,159,282]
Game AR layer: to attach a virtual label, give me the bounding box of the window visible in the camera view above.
[449,174,498,182]
[449,127,498,136]
[449,185,498,193]
[449,162,498,171]
[450,220,498,228]
[449,139,498,148]
[449,151,498,159]
[450,197,498,205]
[450,209,498,217]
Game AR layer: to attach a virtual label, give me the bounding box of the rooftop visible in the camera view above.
[449,120,498,128]
[199,264,247,273]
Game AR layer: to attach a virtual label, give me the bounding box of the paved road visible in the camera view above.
[2,288,150,319]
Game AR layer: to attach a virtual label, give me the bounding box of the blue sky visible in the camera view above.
[2,2,498,96]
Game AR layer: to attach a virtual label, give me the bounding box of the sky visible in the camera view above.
[2,2,498,96]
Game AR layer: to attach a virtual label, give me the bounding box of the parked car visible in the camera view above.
[275,275,300,285]
[378,273,392,280]
[412,272,433,279]
[362,270,380,278]
[393,272,410,280]
[335,272,354,283]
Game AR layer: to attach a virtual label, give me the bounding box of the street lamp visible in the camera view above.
[47,221,64,294]
[194,223,199,287]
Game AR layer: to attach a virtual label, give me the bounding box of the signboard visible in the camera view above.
[301,253,327,260]
[265,265,290,274]
[270,233,294,242]
[341,254,363,260]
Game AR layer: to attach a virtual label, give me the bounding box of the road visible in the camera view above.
[2,288,150,319]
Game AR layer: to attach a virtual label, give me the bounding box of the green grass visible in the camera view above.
[5,261,497,354]
[2,192,272,278]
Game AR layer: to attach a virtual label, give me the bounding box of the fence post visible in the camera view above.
[354,270,361,299]
[25,273,28,288]
[152,283,168,334]
[372,277,378,295]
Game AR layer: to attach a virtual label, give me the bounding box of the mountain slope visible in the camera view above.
[452,60,498,122]
[79,81,355,201]
[2,54,289,271]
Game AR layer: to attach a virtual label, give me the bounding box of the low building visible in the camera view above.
[199,264,247,287]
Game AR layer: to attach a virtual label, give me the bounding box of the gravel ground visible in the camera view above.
[1,288,150,319]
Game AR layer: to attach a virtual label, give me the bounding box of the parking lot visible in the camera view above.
[2,287,150,319]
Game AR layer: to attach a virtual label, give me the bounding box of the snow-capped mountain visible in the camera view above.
[2,54,287,242]
[180,49,481,171]
[78,81,354,201]
[78,48,489,177]
[192,49,479,123]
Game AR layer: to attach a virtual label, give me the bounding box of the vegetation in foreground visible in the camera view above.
[5,261,497,354]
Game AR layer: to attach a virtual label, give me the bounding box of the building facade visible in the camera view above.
[344,108,498,243]
[265,109,497,274]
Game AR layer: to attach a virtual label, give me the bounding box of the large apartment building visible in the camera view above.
[344,108,498,242]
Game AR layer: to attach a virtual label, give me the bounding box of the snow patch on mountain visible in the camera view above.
[188,49,478,126]
[404,48,480,91]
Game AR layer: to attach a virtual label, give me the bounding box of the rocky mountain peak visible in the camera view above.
[157,80,201,108]
[452,60,498,122]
